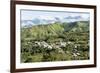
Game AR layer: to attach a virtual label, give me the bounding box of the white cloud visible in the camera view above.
[39,15,55,20]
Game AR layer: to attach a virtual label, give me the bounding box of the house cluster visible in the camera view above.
[34,41,67,50]
[72,47,80,57]
[33,41,81,56]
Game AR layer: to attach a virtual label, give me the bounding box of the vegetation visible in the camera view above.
[21,21,90,63]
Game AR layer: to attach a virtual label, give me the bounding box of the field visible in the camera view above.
[21,21,90,63]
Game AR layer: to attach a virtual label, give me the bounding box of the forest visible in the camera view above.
[21,21,90,63]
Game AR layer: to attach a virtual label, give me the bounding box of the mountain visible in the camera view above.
[21,16,89,27]
[21,21,89,40]
[64,16,82,19]
[63,21,89,32]
[68,21,89,32]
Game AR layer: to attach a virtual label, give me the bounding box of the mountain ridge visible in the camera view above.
[21,15,89,27]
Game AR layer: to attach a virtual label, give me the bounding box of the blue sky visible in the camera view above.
[21,9,90,21]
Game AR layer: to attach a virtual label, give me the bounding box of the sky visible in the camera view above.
[21,9,90,21]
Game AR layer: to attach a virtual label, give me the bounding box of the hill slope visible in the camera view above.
[21,21,89,40]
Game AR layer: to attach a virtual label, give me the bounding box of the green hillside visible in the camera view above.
[21,21,90,63]
[22,21,89,39]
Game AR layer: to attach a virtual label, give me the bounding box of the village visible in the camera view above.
[31,40,81,58]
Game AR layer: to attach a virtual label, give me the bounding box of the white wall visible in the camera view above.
[0,0,100,73]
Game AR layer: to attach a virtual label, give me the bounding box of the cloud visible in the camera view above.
[21,10,90,26]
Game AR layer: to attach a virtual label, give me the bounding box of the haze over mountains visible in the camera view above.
[21,15,89,27]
